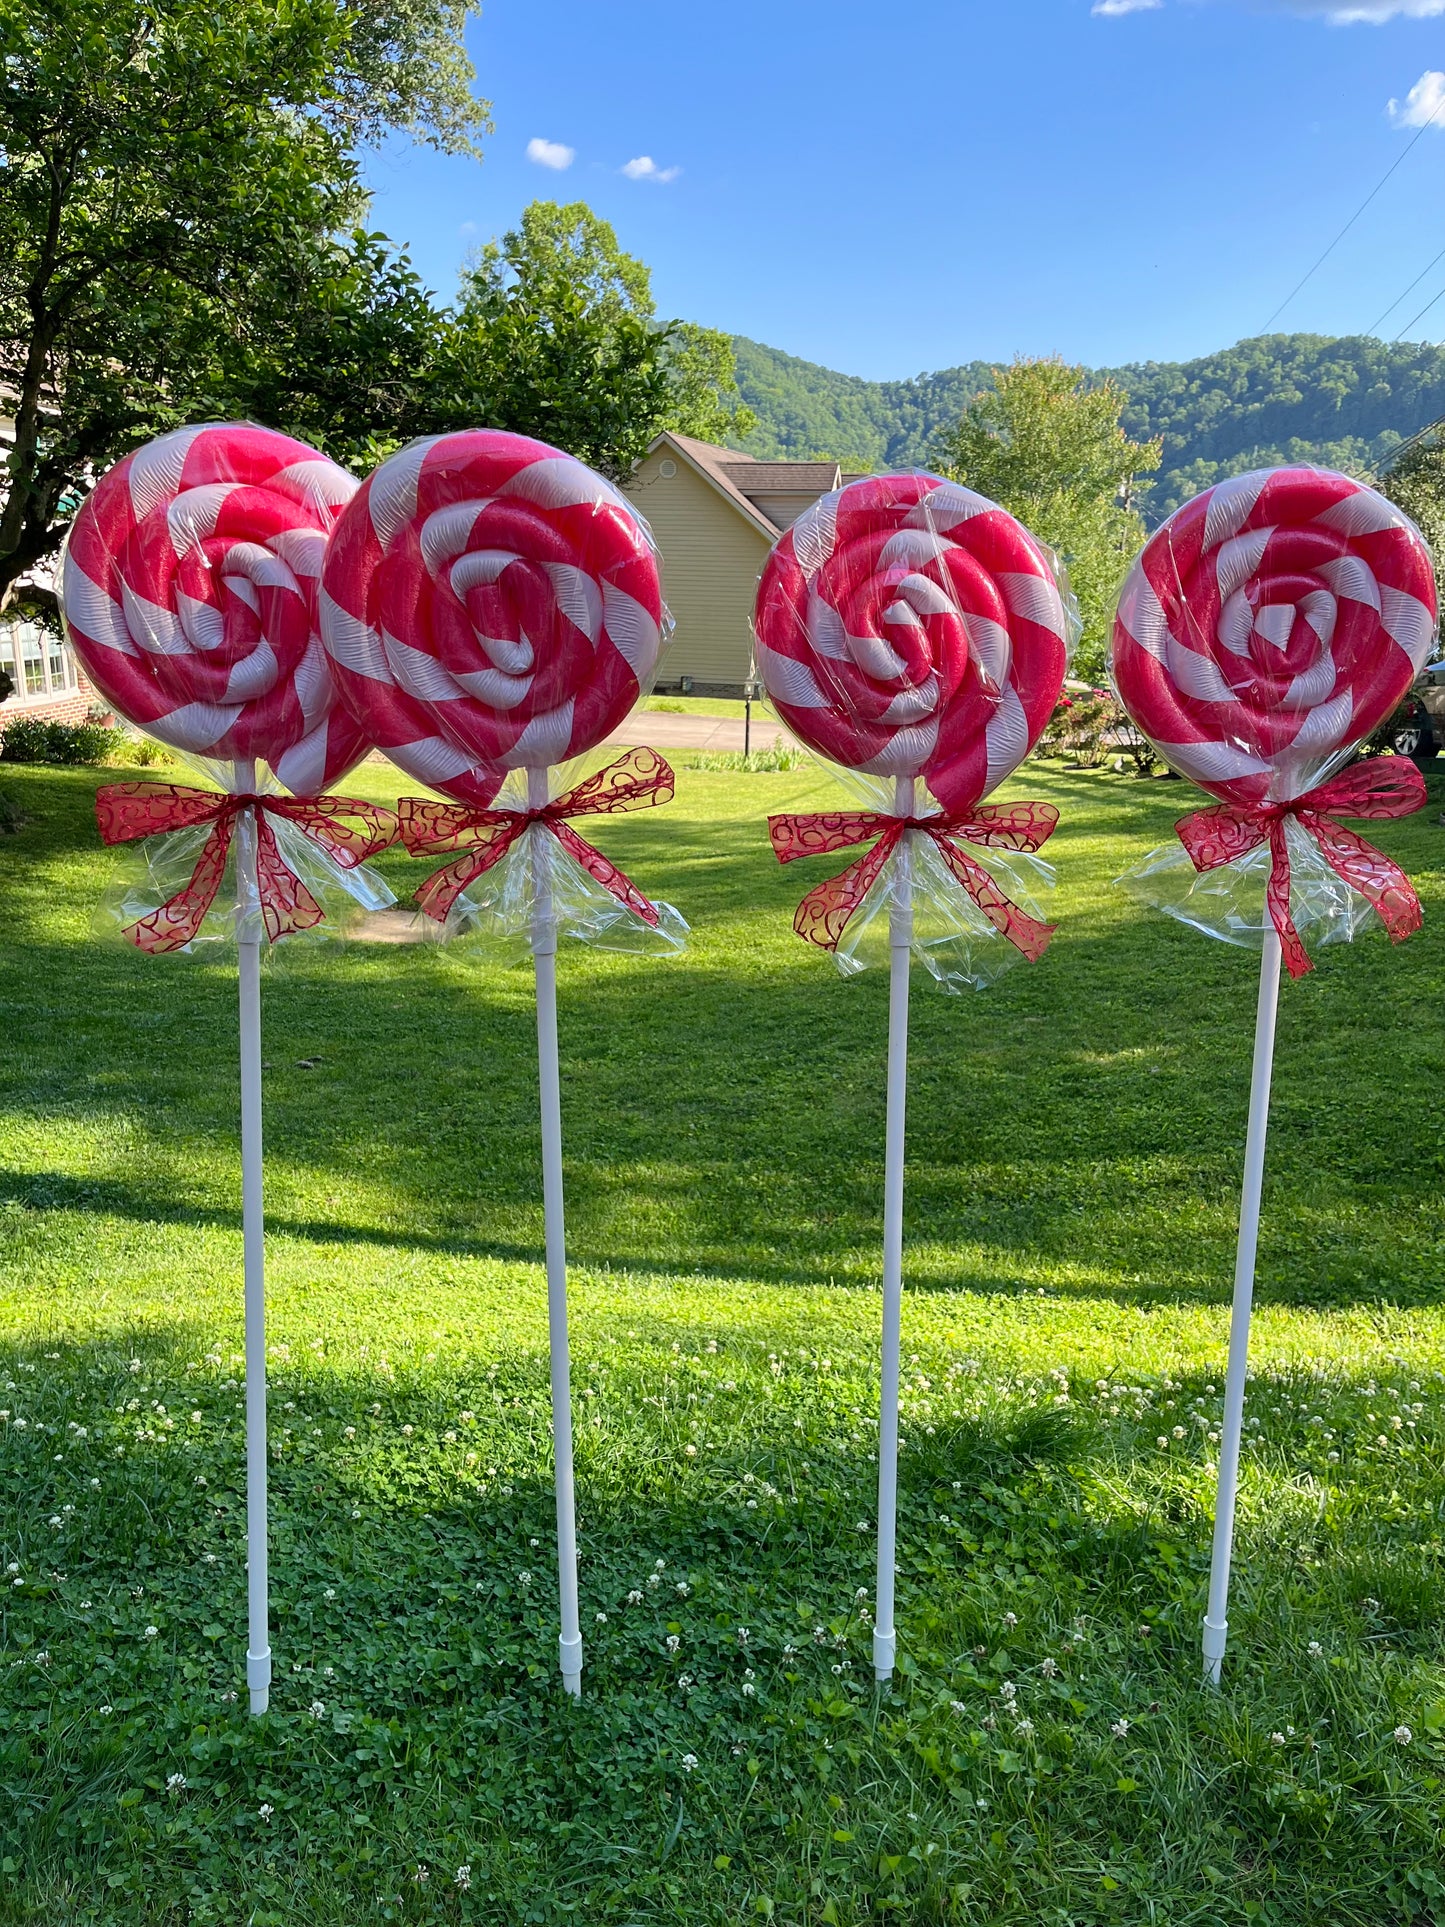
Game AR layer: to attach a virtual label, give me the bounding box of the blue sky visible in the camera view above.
[361,0,1445,380]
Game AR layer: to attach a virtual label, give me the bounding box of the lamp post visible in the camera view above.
[743,670,762,760]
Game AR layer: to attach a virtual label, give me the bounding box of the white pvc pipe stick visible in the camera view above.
[235,773,272,1717]
[1202,926,1282,1687]
[873,773,914,1684]
[529,766,583,1697]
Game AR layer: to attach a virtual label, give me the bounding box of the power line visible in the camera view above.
[1262,96,1445,332]
[1394,275,1445,342]
[1368,239,1445,336]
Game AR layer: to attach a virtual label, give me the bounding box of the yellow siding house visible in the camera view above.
[624,432,858,696]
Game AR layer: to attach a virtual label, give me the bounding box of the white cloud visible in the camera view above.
[1092,0,1162,13]
[1388,69,1445,126]
[526,137,575,171]
[621,155,681,183]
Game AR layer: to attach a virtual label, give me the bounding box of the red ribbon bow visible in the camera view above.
[766,801,1061,959]
[1175,757,1426,980]
[398,746,674,925]
[95,783,399,955]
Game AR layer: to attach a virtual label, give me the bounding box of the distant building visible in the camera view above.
[0,596,96,728]
[625,431,862,696]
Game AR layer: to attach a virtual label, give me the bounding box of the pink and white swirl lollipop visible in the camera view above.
[1111,465,1436,806]
[753,473,1072,811]
[318,430,667,807]
[61,422,366,791]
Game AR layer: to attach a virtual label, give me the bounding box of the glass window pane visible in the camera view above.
[19,625,43,696]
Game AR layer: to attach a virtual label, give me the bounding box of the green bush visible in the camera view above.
[0,715,116,765]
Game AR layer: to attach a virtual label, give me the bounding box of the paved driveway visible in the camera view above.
[605,709,797,752]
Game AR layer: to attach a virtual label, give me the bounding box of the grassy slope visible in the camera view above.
[2,759,1445,1924]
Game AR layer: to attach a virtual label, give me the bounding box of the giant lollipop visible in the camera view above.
[756,472,1073,1683]
[319,429,678,1697]
[1109,465,1437,1684]
[61,422,396,1715]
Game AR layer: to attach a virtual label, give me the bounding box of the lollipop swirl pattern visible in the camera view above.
[61,422,367,793]
[318,430,668,808]
[1111,466,1439,977]
[753,473,1071,812]
[1111,466,1437,805]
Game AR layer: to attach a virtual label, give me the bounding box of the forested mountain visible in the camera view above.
[732,333,1445,520]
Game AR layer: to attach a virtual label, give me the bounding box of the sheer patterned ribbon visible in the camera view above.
[398,745,674,925]
[95,782,398,954]
[766,801,1060,958]
[1174,757,1426,980]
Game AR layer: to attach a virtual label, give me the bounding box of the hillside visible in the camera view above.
[731,332,1445,520]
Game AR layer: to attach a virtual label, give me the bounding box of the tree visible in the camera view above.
[450,201,754,467]
[933,359,1162,683]
[1379,437,1445,641]
[0,0,486,609]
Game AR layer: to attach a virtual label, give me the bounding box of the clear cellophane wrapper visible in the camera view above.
[787,758,1056,993]
[414,748,688,966]
[1116,791,1380,958]
[95,751,396,955]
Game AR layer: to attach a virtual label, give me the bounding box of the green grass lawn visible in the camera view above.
[3,755,1445,1925]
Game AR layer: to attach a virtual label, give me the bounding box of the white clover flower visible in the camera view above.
[594,1612,607,1625]
[684,1445,697,1457]
[166,1772,187,1793]
[627,1589,643,1605]
[1110,1718,1130,1738]
[98,1704,113,1715]
[677,1674,693,1690]
[736,1627,750,1645]
[1395,1725,1413,1745]
[782,1642,797,1657]
[455,1865,472,1890]
[324,1588,336,1601]
[950,1699,966,1714]
[309,1701,326,1719]
[413,1865,429,1884]
[675,1581,690,1596]
[401,1425,414,1438]
[1040,1657,1059,1678]
[1270,1732,1286,1746]
[647,1573,661,1589]
[680,1753,698,1772]
[517,1571,532,1587]
[666,1634,680,1654]
[1002,1613,1018,1630]
[343,1426,355,1439]
[1308,1640,1324,1659]
[999,1681,1017,1704]
[1014,1718,1035,1739]
[144,1625,158,1639]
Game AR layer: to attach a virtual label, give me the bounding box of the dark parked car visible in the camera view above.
[1394,661,1445,758]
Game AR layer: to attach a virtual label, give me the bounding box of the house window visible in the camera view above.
[3,619,78,701]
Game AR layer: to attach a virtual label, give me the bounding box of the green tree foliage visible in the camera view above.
[932,360,1161,682]
[0,0,485,604]
[1380,437,1445,639]
[440,200,753,474]
[733,332,1445,522]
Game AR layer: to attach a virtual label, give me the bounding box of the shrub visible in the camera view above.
[1039,693,1158,774]
[687,744,809,772]
[0,716,116,765]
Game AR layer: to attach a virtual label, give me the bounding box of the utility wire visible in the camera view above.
[1368,239,1445,336]
[1262,95,1445,332]
[1394,276,1445,342]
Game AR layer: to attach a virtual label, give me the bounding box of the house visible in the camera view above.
[624,431,863,697]
[0,594,96,728]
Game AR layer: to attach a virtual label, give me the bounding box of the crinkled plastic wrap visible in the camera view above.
[319,429,674,808]
[752,472,1076,986]
[1109,466,1437,950]
[93,754,397,955]
[318,429,683,961]
[60,422,368,794]
[416,755,687,965]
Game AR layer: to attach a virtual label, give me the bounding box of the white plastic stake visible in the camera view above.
[235,773,272,1717]
[1202,925,1282,1687]
[874,773,914,1684]
[529,765,583,1697]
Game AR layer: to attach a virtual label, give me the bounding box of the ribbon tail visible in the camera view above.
[1265,821,1312,980]
[121,816,237,955]
[413,826,524,923]
[550,821,660,926]
[251,811,324,945]
[1307,811,1423,952]
[934,836,1056,963]
[792,835,897,951]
